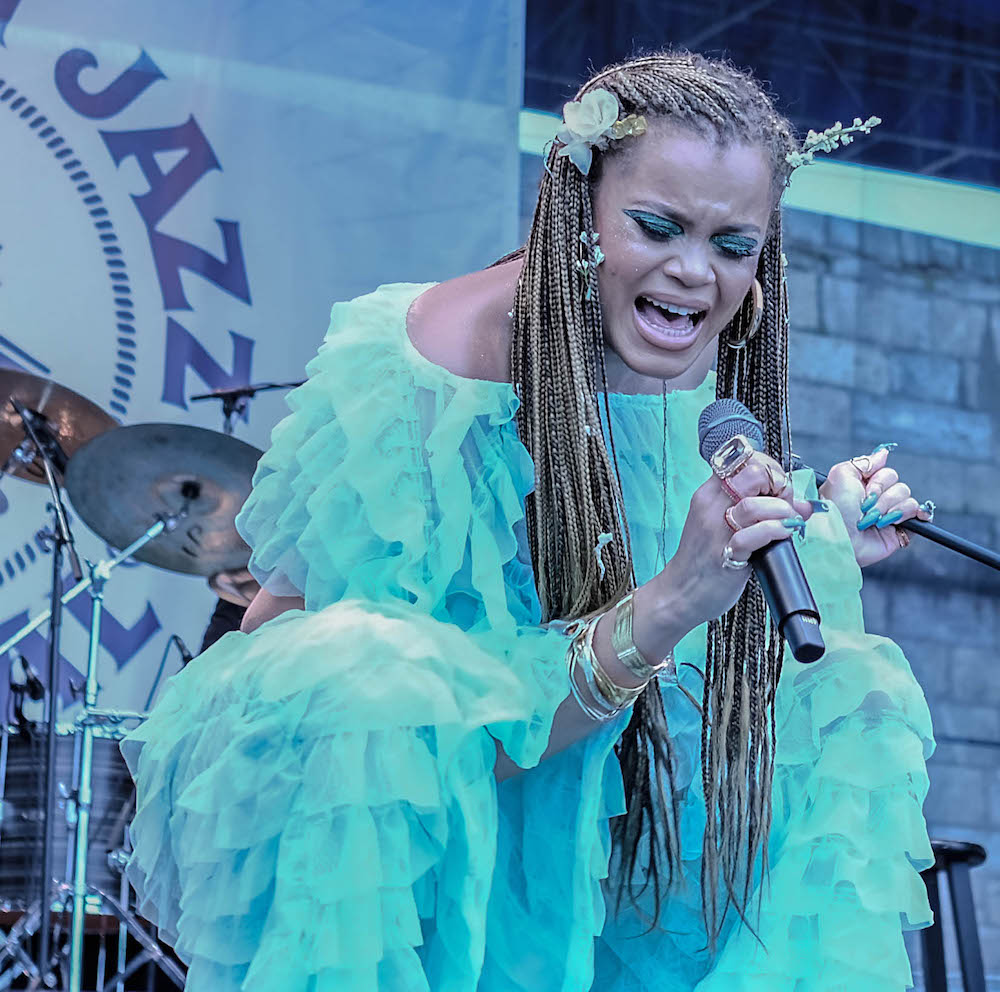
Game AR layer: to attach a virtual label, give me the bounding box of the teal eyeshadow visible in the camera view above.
[623,209,682,237]
[624,210,757,255]
[712,234,757,256]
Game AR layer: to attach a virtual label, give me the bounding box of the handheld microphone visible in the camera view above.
[698,399,825,663]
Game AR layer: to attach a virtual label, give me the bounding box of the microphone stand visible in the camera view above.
[10,399,83,987]
[894,518,1000,572]
[189,380,304,435]
[807,463,1000,572]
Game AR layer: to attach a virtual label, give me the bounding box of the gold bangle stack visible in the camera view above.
[561,591,674,721]
[564,616,626,721]
[610,591,674,681]
[589,625,646,711]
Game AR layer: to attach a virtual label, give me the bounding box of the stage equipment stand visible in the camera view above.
[0,514,188,992]
[10,399,84,986]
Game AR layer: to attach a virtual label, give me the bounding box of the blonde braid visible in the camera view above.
[509,49,800,946]
[513,151,632,618]
[701,219,792,938]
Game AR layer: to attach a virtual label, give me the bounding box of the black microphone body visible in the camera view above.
[748,541,823,661]
[698,399,825,663]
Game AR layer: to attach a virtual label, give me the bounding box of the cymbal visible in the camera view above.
[0,370,117,483]
[64,423,263,576]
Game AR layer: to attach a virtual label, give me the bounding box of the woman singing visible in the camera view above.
[123,51,935,991]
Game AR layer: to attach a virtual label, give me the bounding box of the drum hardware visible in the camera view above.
[76,712,149,730]
[2,371,264,989]
[0,514,187,661]
[7,402,69,482]
[0,439,38,484]
[0,902,42,986]
[0,881,185,991]
[3,391,87,986]
[0,510,186,990]
[60,881,184,991]
[105,851,128,875]
[190,379,304,436]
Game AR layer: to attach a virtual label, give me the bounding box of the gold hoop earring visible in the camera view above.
[726,278,764,350]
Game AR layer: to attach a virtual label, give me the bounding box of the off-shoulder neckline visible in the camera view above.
[389,281,715,406]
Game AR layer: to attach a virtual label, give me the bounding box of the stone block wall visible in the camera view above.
[519,154,1000,987]
[782,207,1000,989]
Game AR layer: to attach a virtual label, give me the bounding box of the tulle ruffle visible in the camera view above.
[235,283,557,768]
[688,482,934,992]
[126,284,625,990]
[122,600,576,991]
[237,285,524,615]
[125,282,934,992]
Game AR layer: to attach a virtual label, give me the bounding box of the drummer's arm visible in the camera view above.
[241,589,305,634]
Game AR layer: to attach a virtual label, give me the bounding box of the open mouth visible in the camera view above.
[634,295,707,342]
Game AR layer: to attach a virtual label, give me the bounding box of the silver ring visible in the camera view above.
[721,545,750,570]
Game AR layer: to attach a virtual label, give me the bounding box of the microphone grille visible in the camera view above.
[697,398,765,462]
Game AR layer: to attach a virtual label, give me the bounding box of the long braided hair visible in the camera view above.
[509,51,799,946]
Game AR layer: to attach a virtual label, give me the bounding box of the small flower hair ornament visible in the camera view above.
[575,230,605,301]
[555,88,647,175]
[785,116,882,169]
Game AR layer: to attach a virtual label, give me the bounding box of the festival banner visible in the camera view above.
[0,0,524,716]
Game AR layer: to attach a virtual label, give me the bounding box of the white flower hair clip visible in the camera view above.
[555,88,647,175]
[785,116,882,169]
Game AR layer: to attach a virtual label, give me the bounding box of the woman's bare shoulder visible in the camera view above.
[405,260,521,385]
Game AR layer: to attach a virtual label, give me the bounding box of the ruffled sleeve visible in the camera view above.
[234,282,570,766]
[693,472,935,992]
[123,282,625,992]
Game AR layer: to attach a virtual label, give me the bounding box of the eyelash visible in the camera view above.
[625,210,757,259]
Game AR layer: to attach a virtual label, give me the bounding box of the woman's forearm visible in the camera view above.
[494,563,697,781]
[244,580,696,783]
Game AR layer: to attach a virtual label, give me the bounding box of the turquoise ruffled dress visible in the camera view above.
[121,282,935,992]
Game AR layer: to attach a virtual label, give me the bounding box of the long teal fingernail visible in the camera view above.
[860,492,879,513]
[869,442,898,455]
[857,508,882,530]
[876,509,903,529]
[807,499,829,512]
[781,516,807,536]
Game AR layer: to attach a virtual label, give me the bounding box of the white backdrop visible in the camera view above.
[0,0,524,716]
